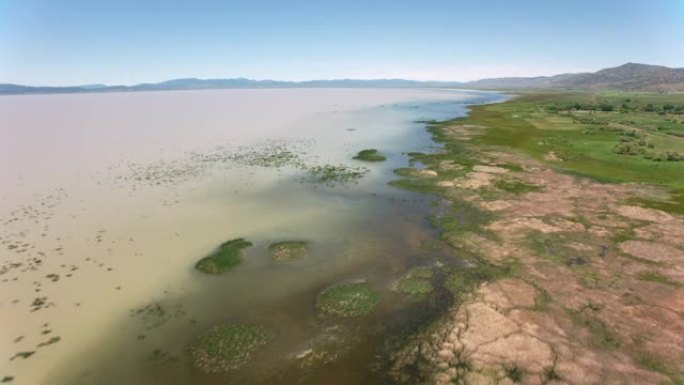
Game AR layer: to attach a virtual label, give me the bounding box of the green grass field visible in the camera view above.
[451,91,684,213]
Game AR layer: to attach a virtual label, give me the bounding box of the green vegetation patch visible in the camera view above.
[268,240,308,261]
[505,365,524,382]
[398,277,433,296]
[635,353,684,384]
[406,266,434,279]
[626,188,684,216]
[492,179,542,194]
[353,149,387,162]
[304,164,369,186]
[637,271,682,288]
[195,238,252,274]
[565,308,621,350]
[433,199,497,240]
[189,324,269,372]
[446,259,520,300]
[397,267,435,296]
[230,143,306,168]
[389,177,443,195]
[450,92,684,191]
[524,231,587,265]
[316,282,380,317]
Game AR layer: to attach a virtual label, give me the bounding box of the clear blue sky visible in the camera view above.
[1,0,683,85]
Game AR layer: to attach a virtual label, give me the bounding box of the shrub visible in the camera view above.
[614,143,640,155]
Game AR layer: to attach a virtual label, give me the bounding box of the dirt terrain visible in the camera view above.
[392,124,684,385]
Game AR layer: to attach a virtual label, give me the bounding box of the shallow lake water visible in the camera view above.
[0,88,505,384]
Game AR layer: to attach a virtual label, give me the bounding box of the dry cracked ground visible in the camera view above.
[392,124,684,385]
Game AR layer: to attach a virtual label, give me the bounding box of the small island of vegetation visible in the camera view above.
[268,240,309,261]
[189,323,270,372]
[353,149,387,162]
[195,238,252,274]
[316,282,380,317]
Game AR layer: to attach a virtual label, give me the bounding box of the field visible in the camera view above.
[459,92,684,213]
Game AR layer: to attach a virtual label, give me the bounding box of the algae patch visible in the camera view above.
[268,241,308,261]
[316,282,380,317]
[189,324,269,373]
[195,238,252,274]
[353,149,387,162]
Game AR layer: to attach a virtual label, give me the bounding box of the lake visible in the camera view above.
[0,88,505,384]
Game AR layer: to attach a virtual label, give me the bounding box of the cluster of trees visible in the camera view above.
[643,103,684,113]
[548,102,684,114]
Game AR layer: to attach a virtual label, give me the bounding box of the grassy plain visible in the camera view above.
[462,92,684,210]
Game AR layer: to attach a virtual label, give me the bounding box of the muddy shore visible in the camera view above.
[390,119,684,384]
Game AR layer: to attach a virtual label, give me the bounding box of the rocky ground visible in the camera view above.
[391,124,684,385]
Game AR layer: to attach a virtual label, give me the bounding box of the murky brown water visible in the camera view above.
[0,88,504,384]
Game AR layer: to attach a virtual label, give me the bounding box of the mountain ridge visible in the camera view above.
[467,63,684,91]
[2,63,683,95]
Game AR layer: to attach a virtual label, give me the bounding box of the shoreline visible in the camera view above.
[1,89,498,385]
[389,92,684,384]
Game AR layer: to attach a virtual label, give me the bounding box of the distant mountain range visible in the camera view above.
[467,63,684,92]
[2,63,683,95]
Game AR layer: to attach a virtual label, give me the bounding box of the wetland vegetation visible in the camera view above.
[268,240,308,261]
[194,238,252,274]
[5,88,682,385]
[353,149,387,162]
[189,324,270,372]
[315,282,381,317]
[387,91,684,385]
[397,267,434,296]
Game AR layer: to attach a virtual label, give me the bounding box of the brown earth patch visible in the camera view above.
[620,241,684,264]
[391,140,684,384]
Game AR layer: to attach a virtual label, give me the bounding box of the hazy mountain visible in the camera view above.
[467,63,684,91]
[2,63,683,95]
[0,78,464,95]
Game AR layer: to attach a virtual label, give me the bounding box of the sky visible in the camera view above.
[0,0,683,86]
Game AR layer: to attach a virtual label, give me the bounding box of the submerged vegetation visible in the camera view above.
[189,324,270,372]
[316,282,380,317]
[229,142,307,169]
[195,238,252,274]
[303,164,369,187]
[397,267,434,296]
[353,149,387,162]
[268,240,308,261]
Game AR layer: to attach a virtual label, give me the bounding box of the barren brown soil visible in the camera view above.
[391,125,684,384]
